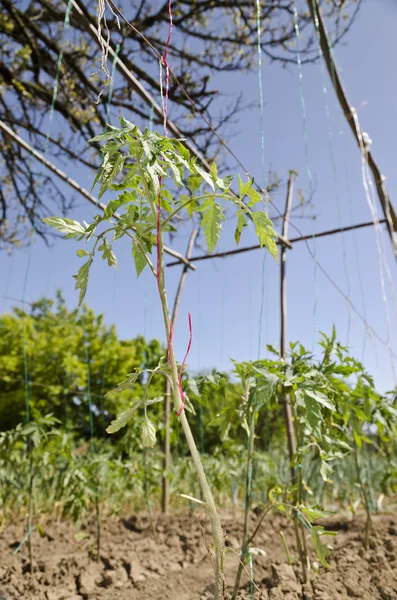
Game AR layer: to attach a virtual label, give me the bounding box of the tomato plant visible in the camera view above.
[42,118,278,599]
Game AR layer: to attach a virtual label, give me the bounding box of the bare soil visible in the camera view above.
[0,510,396,599]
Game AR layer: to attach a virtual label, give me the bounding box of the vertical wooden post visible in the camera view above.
[161,228,198,514]
[280,172,297,480]
[306,0,397,258]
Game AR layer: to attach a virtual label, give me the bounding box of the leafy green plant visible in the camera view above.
[43,118,278,599]
[0,414,60,572]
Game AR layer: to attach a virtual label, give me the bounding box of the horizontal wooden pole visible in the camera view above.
[166,218,387,267]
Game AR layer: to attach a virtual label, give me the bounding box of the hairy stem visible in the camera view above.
[232,404,255,600]
[148,178,226,598]
[280,531,292,565]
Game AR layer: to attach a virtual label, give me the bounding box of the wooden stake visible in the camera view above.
[161,228,198,513]
[280,173,297,483]
[306,0,397,257]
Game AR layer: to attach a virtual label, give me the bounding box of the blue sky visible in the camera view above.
[1,0,397,392]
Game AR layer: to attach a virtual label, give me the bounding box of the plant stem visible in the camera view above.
[293,517,307,582]
[28,458,34,575]
[280,531,292,565]
[161,228,198,514]
[354,443,372,550]
[151,188,225,598]
[232,405,255,600]
[95,494,101,562]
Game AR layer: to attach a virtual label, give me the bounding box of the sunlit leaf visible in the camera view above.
[106,402,142,434]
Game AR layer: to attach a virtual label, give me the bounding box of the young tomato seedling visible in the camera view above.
[43,118,278,599]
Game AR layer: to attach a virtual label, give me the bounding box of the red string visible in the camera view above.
[177,312,193,416]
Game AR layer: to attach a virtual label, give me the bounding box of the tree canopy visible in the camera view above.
[0,0,361,248]
[0,293,163,433]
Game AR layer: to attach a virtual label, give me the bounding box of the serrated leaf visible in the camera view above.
[98,239,118,269]
[238,174,253,197]
[199,198,225,253]
[141,417,156,447]
[235,210,247,245]
[300,507,335,522]
[73,258,93,305]
[160,198,173,213]
[187,175,202,193]
[99,153,125,199]
[105,195,134,218]
[252,212,278,260]
[188,378,201,397]
[310,526,335,568]
[106,368,142,395]
[106,403,142,434]
[119,116,137,131]
[146,396,164,406]
[247,188,263,206]
[89,130,124,143]
[305,389,335,411]
[218,174,233,190]
[43,217,85,238]
[132,240,147,277]
[195,165,215,191]
[146,164,160,196]
[320,460,333,481]
[167,161,183,186]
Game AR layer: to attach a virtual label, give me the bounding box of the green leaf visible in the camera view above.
[353,430,362,448]
[99,153,125,199]
[216,174,233,190]
[141,417,156,447]
[188,378,201,397]
[310,526,336,568]
[235,210,247,246]
[43,217,85,239]
[76,249,90,258]
[98,239,118,269]
[247,188,263,206]
[106,402,142,434]
[238,174,253,198]
[300,507,335,523]
[146,396,164,406]
[132,240,147,277]
[198,198,225,253]
[167,161,183,186]
[73,258,93,306]
[89,130,123,143]
[146,164,160,196]
[304,389,335,411]
[106,368,143,395]
[320,460,333,482]
[187,175,202,193]
[105,195,134,218]
[160,198,173,213]
[195,165,215,191]
[251,212,278,260]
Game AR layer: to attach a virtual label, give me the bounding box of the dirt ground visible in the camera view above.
[0,509,396,599]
